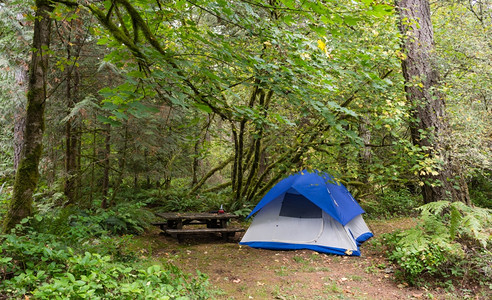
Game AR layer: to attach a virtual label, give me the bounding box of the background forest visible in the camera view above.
[0,0,491,299]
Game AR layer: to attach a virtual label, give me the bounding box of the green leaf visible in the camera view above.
[97,115,122,126]
[193,103,212,113]
[367,4,394,17]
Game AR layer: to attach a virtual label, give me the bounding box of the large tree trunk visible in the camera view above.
[13,67,27,172]
[12,12,30,173]
[396,0,470,204]
[3,0,53,233]
[65,39,77,203]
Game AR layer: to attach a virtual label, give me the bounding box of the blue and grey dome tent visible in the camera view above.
[240,170,373,256]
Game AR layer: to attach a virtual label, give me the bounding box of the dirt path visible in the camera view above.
[142,218,482,299]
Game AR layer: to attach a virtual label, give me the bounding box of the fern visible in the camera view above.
[418,200,450,215]
[454,203,491,248]
[461,209,491,248]
[449,204,461,241]
[60,95,101,124]
[386,201,491,285]
[418,201,491,248]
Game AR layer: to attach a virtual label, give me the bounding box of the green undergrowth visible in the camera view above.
[469,174,492,209]
[363,189,422,219]
[381,201,492,291]
[146,186,252,218]
[0,207,210,299]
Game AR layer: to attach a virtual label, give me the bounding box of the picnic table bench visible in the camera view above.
[152,212,244,241]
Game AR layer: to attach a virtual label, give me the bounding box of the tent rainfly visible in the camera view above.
[240,170,373,256]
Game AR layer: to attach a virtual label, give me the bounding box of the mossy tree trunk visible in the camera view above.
[3,0,54,233]
[13,67,27,173]
[64,37,77,204]
[11,11,30,173]
[396,0,470,204]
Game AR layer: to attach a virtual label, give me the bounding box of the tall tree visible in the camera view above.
[58,13,86,204]
[3,0,54,232]
[0,3,31,173]
[396,0,470,203]
[49,0,398,203]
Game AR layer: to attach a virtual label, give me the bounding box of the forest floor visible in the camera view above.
[136,217,490,300]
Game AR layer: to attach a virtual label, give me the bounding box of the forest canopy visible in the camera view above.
[0,0,490,222]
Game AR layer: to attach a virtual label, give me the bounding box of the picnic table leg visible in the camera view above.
[220,219,228,228]
[222,232,235,241]
[207,219,220,228]
[167,220,175,229]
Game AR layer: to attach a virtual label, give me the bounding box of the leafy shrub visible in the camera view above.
[31,201,155,238]
[384,201,492,286]
[469,174,492,209]
[363,189,422,219]
[386,226,463,284]
[32,254,209,300]
[231,203,255,219]
[153,187,232,213]
[100,201,155,235]
[0,182,11,222]
[0,221,210,299]
[14,203,157,263]
[152,188,204,212]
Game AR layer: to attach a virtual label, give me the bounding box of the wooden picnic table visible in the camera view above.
[152,212,244,241]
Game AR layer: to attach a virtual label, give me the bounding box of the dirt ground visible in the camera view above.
[142,218,490,299]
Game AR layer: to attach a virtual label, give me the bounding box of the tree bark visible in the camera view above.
[191,115,211,187]
[243,90,272,200]
[3,0,53,233]
[101,123,111,208]
[191,139,200,186]
[357,114,373,199]
[13,67,28,172]
[396,0,470,204]
[189,156,234,195]
[64,28,83,204]
[64,36,76,203]
[109,121,129,206]
[232,81,260,202]
[8,10,30,173]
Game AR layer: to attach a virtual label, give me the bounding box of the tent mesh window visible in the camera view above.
[279,193,322,218]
